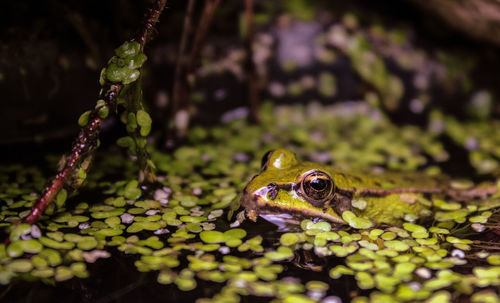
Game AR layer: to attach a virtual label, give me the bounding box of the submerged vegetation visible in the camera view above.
[1,0,500,302]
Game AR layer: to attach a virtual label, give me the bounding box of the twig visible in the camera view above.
[171,0,221,138]
[0,282,13,301]
[244,0,259,123]
[135,0,168,52]
[186,0,221,74]
[18,0,168,229]
[171,0,195,135]
[23,111,104,224]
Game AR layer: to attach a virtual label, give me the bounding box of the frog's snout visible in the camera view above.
[242,185,269,208]
[241,185,267,222]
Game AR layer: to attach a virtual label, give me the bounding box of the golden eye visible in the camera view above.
[299,170,334,207]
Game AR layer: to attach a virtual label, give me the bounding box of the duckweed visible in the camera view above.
[18,239,43,253]
[1,97,500,303]
[223,228,246,240]
[280,233,301,246]
[6,259,33,272]
[264,246,294,261]
[342,211,374,229]
[200,231,226,243]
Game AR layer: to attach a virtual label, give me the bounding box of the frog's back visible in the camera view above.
[321,166,439,224]
[359,194,429,224]
[318,164,444,191]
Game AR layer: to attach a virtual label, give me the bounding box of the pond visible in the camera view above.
[1,1,500,302]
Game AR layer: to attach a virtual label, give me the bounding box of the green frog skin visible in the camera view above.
[241,149,498,226]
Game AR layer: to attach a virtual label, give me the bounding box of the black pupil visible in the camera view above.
[310,178,327,191]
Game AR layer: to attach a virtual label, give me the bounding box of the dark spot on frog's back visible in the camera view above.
[261,150,273,170]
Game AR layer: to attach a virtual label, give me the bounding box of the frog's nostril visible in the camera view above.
[267,182,279,200]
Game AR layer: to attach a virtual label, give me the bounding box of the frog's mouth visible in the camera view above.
[241,184,346,225]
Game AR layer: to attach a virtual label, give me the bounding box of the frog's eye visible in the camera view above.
[299,170,334,207]
[260,150,273,171]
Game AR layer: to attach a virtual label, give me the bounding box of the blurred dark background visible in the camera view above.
[0,0,499,147]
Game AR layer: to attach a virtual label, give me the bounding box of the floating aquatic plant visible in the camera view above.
[2,100,500,302]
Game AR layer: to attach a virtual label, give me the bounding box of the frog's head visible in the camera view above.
[241,149,346,224]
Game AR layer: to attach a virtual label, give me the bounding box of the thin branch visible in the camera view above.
[171,0,220,138]
[186,0,221,74]
[244,0,259,123]
[135,0,168,51]
[19,0,168,228]
[171,0,196,127]
[0,282,13,302]
[23,104,105,224]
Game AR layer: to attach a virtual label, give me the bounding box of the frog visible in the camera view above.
[241,149,498,226]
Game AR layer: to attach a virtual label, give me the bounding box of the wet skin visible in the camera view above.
[241,149,498,226]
